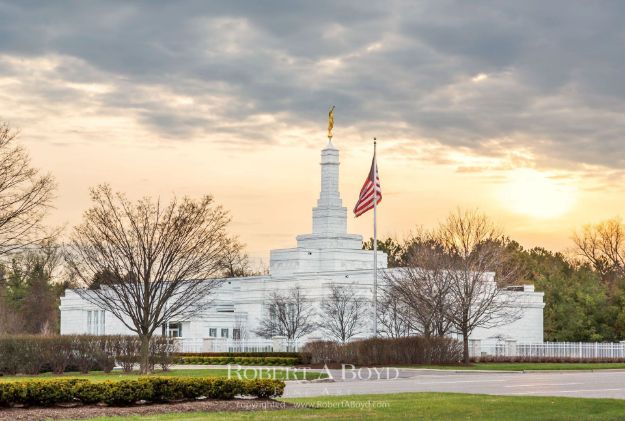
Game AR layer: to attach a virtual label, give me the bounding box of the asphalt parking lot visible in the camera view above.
[285,368,625,399]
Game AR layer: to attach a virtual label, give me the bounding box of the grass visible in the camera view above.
[83,392,625,420]
[403,362,625,371]
[0,368,326,382]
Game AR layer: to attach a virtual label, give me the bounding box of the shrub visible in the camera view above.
[24,379,85,406]
[0,382,27,406]
[113,335,141,373]
[148,377,188,402]
[44,336,74,375]
[72,381,111,404]
[206,378,242,399]
[0,336,49,375]
[244,379,285,398]
[149,336,176,371]
[72,335,99,374]
[174,356,298,366]
[106,379,154,405]
[93,336,117,373]
[18,337,45,375]
[303,336,463,365]
[0,377,285,407]
[0,336,23,375]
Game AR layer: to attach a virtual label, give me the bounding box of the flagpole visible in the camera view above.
[373,138,378,338]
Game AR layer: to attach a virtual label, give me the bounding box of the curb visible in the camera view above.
[522,369,625,373]
[394,368,521,374]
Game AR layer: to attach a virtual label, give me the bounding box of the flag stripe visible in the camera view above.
[353,155,381,217]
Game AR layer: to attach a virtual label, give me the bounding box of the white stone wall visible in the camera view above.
[469,289,545,343]
[60,270,544,343]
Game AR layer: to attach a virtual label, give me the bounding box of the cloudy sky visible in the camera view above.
[1,1,624,260]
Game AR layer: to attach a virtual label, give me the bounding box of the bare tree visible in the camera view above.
[0,122,56,256]
[219,239,256,277]
[377,284,413,338]
[437,209,522,364]
[573,217,625,282]
[384,232,454,337]
[65,185,233,373]
[233,313,248,340]
[254,286,317,340]
[320,283,368,342]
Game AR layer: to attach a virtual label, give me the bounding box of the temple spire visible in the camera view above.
[312,140,346,235]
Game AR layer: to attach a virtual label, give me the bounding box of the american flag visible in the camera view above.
[353,154,382,217]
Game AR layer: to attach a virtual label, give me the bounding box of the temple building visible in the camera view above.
[60,138,545,349]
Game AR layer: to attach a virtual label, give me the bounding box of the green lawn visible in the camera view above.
[85,392,625,420]
[406,362,625,371]
[0,368,325,382]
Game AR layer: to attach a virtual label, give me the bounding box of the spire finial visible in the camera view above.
[327,105,335,140]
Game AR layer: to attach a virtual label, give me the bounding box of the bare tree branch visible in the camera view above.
[377,284,413,338]
[320,283,368,342]
[0,122,56,256]
[254,286,317,340]
[219,238,258,277]
[573,217,625,282]
[384,234,455,338]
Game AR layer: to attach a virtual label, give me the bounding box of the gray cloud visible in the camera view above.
[1,0,625,169]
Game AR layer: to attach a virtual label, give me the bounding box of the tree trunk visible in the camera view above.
[139,334,151,374]
[462,331,470,365]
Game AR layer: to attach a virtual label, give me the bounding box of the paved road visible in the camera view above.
[285,369,625,399]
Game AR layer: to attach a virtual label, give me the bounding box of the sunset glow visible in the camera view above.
[498,169,578,219]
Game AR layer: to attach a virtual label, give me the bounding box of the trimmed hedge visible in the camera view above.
[175,356,299,366]
[0,335,175,375]
[0,377,285,407]
[303,336,463,365]
[174,352,311,364]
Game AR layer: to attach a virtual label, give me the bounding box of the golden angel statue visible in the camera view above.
[327,105,335,139]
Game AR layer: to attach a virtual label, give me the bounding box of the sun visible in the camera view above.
[498,169,577,219]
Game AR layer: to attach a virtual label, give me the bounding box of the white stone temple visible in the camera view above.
[60,138,545,349]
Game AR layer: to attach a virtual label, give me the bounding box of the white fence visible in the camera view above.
[175,338,625,360]
[471,340,625,359]
[174,337,302,353]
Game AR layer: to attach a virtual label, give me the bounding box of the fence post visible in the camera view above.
[202,337,216,352]
[505,339,517,357]
[469,339,481,358]
[272,336,288,352]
